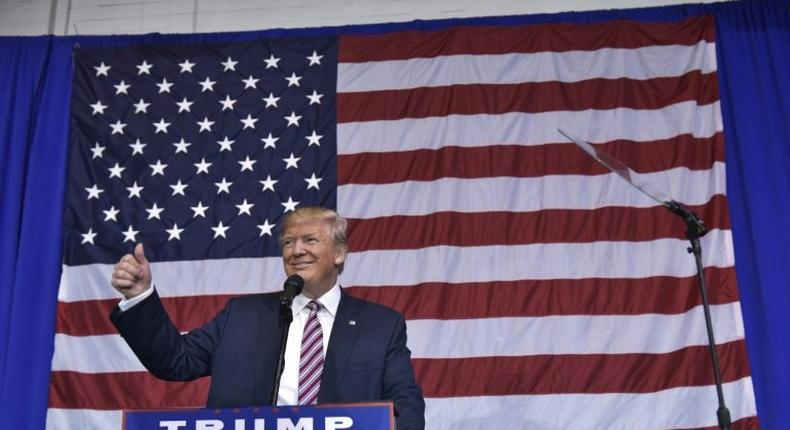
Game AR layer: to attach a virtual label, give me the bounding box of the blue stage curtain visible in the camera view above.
[1,0,789,427]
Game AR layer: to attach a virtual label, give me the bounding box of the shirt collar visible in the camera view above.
[292,283,341,317]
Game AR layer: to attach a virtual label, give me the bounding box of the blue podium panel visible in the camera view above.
[123,403,394,430]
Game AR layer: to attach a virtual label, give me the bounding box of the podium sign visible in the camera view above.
[123,402,394,430]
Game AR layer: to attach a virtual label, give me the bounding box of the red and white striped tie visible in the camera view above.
[298,300,324,405]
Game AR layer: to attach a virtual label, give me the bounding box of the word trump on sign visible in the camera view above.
[159,416,353,430]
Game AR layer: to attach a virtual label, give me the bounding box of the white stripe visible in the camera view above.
[337,101,722,155]
[52,301,742,373]
[45,408,122,430]
[344,229,734,287]
[58,228,734,302]
[407,302,745,358]
[425,377,756,430]
[58,255,285,302]
[338,41,717,93]
[339,163,726,218]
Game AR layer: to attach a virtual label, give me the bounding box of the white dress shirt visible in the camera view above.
[277,283,340,405]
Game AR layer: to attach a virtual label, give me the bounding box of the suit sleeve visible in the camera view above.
[110,289,229,381]
[383,314,426,430]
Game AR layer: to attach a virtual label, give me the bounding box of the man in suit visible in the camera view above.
[110,207,425,429]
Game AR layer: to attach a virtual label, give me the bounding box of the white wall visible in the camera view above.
[0,0,731,37]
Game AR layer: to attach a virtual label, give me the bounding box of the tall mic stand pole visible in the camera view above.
[271,303,293,406]
[665,201,731,430]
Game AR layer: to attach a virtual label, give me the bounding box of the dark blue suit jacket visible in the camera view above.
[111,289,425,430]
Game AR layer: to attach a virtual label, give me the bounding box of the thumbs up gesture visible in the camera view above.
[111,243,152,299]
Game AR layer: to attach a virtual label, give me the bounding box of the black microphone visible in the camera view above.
[279,274,304,321]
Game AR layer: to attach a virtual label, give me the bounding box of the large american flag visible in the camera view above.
[48,16,759,429]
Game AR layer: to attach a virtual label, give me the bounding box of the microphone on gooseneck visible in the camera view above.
[279,274,304,321]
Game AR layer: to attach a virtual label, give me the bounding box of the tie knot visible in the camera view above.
[306,300,321,313]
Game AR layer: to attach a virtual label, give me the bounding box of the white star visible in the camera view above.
[199,77,216,92]
[306,130,323,147]
[85,184,104,200]
[285,72,302,87]
[129,139,146,155]
[197,117,215,132]
[153,118,171,134]
[307,50,324,66]
[242,75,259,89]
[283,153,301,169]
[261,133,279,149]
[235,199,254,216]
[166,223,184,241]
[281,196,299,212]
[134,98,150,113]
[156,78,174,93]
[170,180,188,196]
[211,221,229,238]
[146,203,164,220]
[306,90,323,105]
[94,62,111,77]
[284,111,302,127]
[114,80,130,95]
[122,225,139,243]
[305,173,322,190]
[238,156,256,172]
[219,95,237,111]
[191,201,209,218]
[103,205,119,222]
[222,57,238,71]
[126,181,143,198]
[90,142,106,159]
[257,219,275,236]
[173,138,191,154]
[260,175,277,192]
[81,228,97,245]
[108,162,125,179]
[215,177,232,194]
[194,158,211,174]
[136,60,153,75]
[217,136,234,152]
[90,100,107,115]
[176,97,193,113]
[110,120,127,135]
[178,59,195,73]
[263,92,280,108]
[240,114,258,129]
[263,54,281,69]
[149,159,167,176]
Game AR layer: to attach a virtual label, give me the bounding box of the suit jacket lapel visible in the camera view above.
[319,290,361,403]
[254,294,282,406]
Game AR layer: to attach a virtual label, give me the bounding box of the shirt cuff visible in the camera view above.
[118,285,155,312]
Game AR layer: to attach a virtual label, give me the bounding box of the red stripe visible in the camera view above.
[338,71,719,123]
[338,134,724,184]
[48,371,209,409]
[57,266,738,336]
[346,196,731,250]
[339,16,714,62]
[682,417,759,430]
[48,340,747,409]
[414,340,749,397]
[346,266,740,320]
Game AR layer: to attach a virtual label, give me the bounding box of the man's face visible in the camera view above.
[281,218,346,298]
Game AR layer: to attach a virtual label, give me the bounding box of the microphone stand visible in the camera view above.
[665,201,731,430]
[270,300,293,406]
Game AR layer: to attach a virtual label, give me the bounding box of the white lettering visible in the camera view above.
[325,416,353,430]
[277,417,313,430]
[235,418,266,430]
[159,420,187,430]
[196,419,224,430]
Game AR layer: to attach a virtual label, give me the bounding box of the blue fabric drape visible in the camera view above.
[1,0,788,428]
